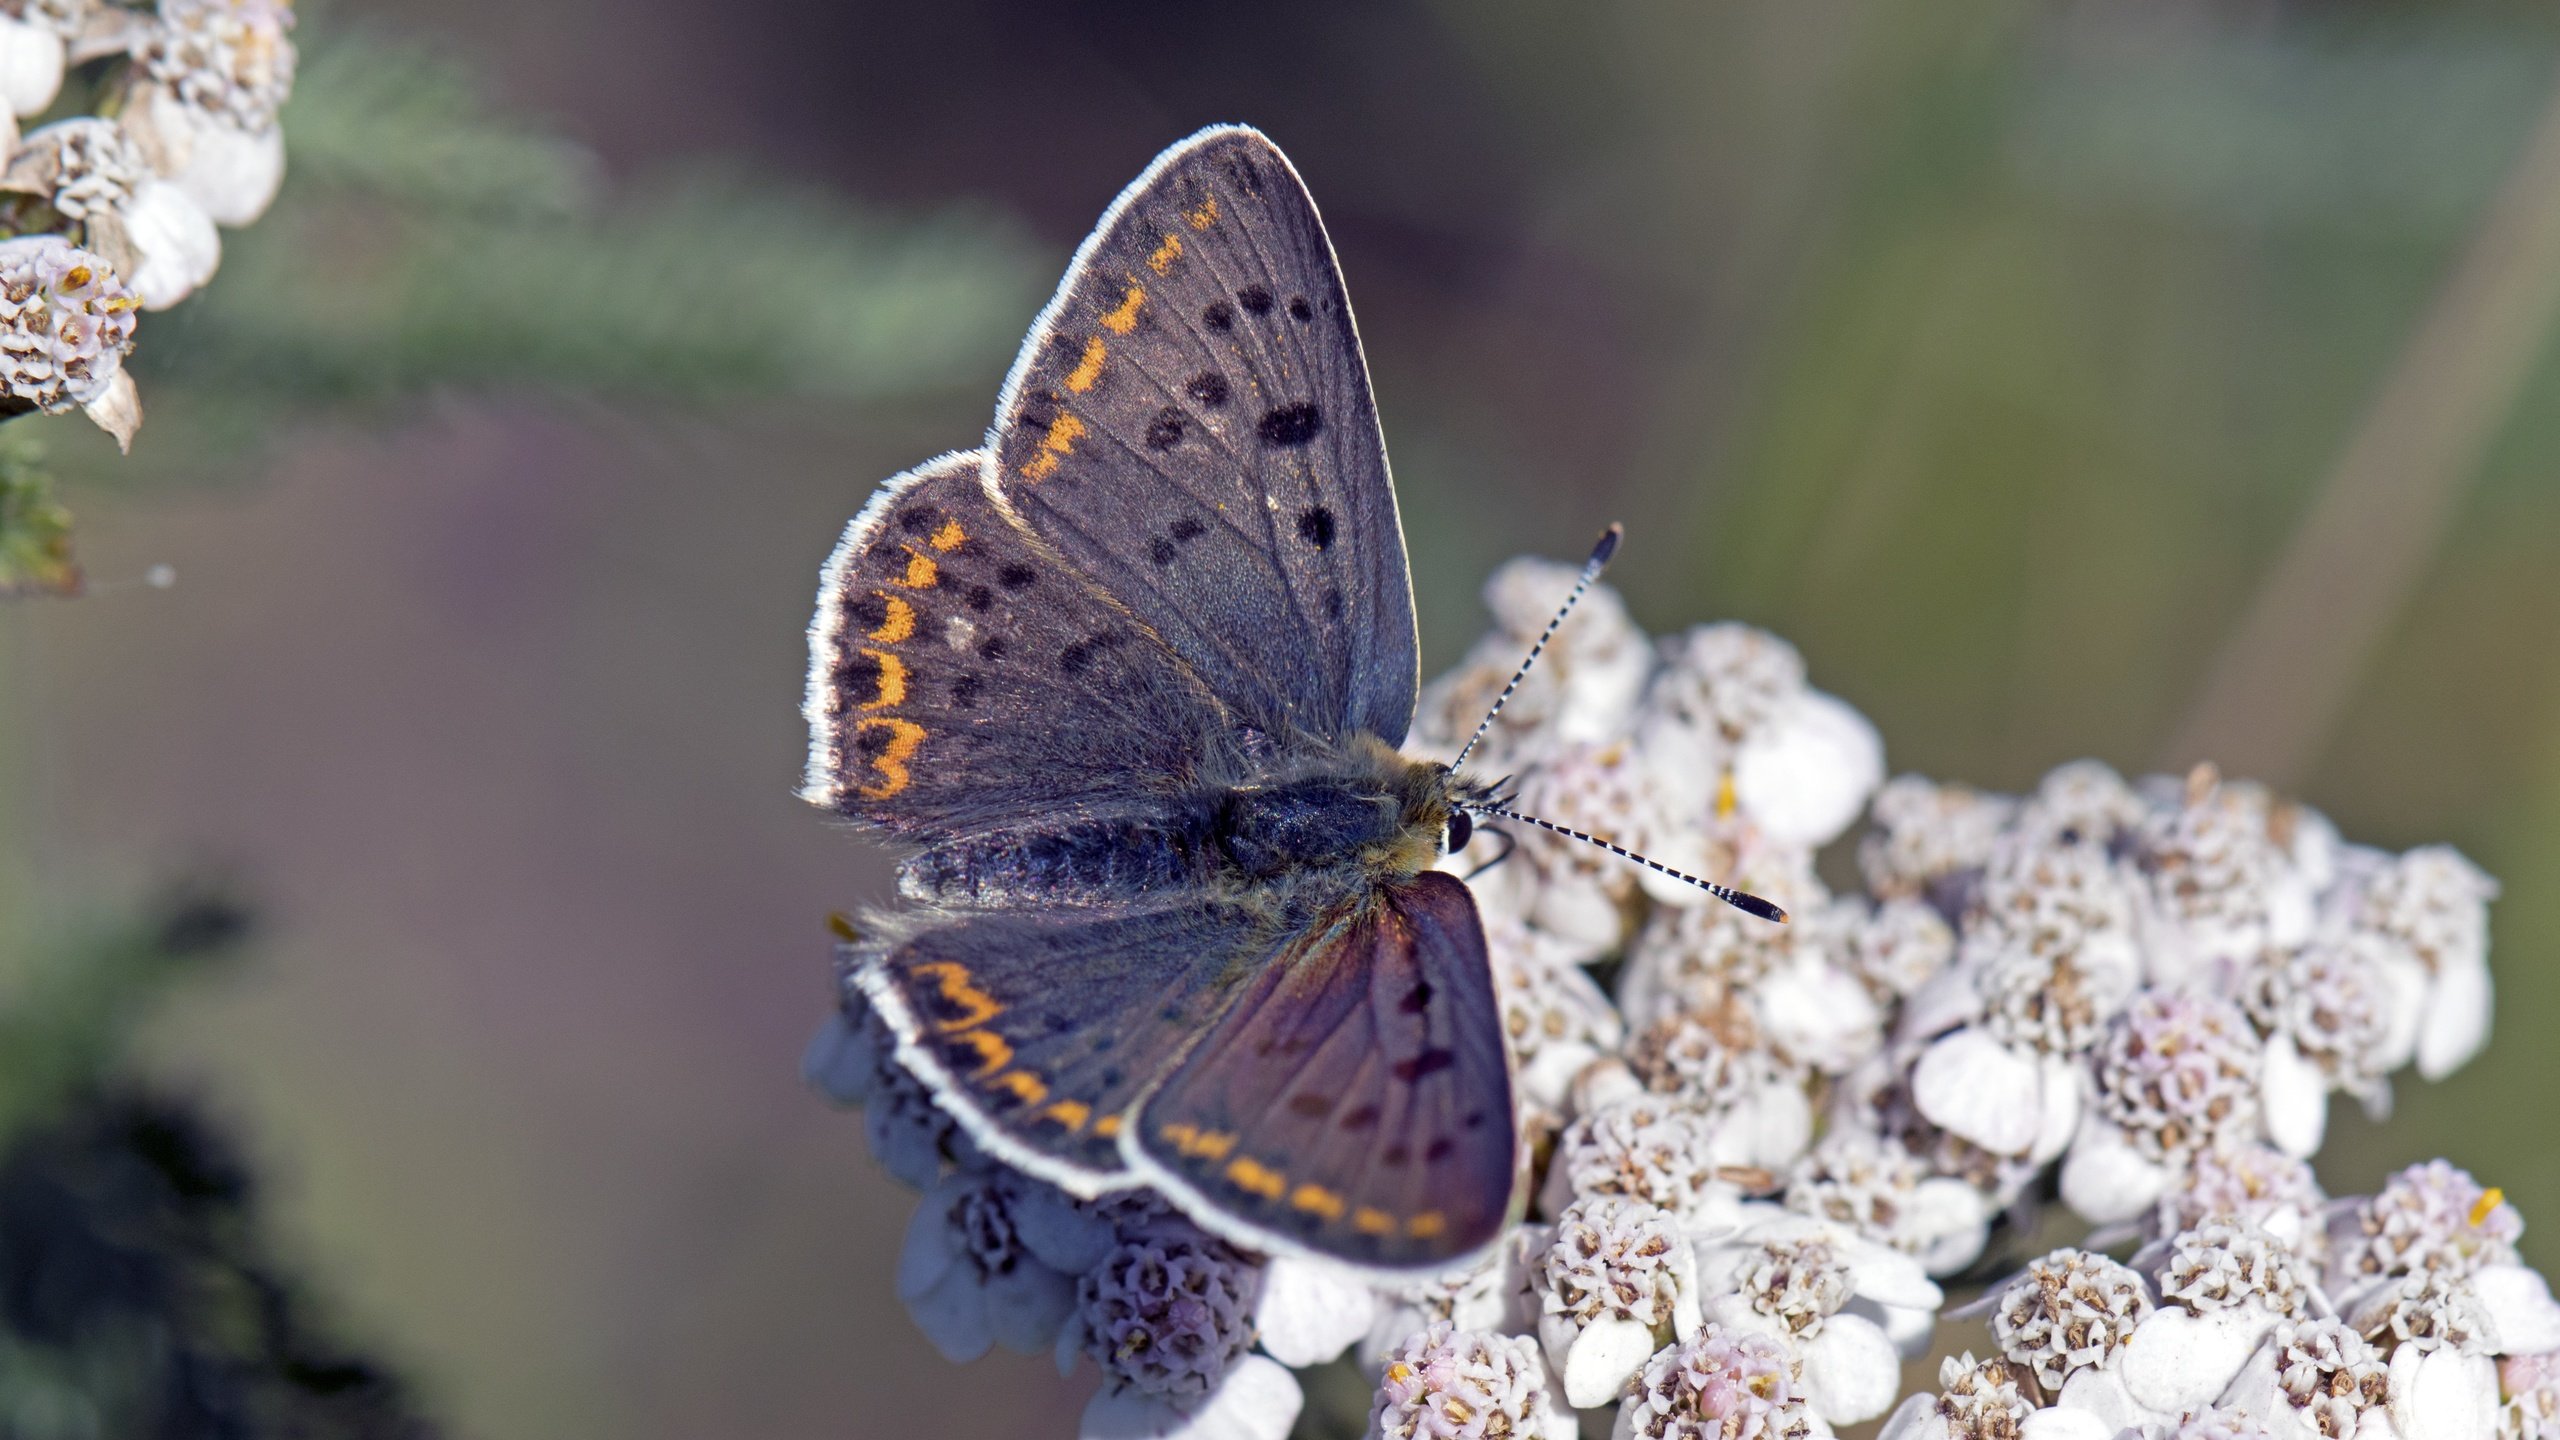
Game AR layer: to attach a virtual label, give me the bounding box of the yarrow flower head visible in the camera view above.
[1612,1323,1811,1440]
[121,0,299,226]
[1369,1321,1569,1440]
[1990,1247,2153,1391]
[1076,1225,1260,1404]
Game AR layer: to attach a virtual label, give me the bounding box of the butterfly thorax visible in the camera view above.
[897,734,1474,909]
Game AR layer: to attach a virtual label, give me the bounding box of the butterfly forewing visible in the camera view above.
[1127,872,1518,1270]
[861,899,1281,1191]
[804,450,1231,840]
[987,126,1419,747]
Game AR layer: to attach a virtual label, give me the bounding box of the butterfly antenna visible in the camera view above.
[1450,524,1622,771]
[1463,802,1790,924]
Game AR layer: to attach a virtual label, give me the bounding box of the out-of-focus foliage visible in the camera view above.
[0,432,76,599]
[0,890,434,1440]
[7,25,1047,586]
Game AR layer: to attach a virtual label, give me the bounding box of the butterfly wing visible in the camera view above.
[986,125,1420,748]
[804,449,1233,841]
[1127,871,1518,1270]
[858,899,1279,1192]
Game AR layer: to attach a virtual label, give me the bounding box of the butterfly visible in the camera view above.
[803,126,1775,1273]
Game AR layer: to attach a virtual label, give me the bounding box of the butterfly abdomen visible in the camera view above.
[899,807,1218,906]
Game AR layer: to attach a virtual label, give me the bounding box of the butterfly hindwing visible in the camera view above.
[803,450,1231,841]
[987,125,1419,748]
[861,899,1279,1191]
[1128,872,1518,1270]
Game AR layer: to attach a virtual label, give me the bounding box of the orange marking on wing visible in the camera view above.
[1021,412,1087,481]
[1289,1184,1346,1222]
[1223,1157,1287,1200]
[867,592,915,643]
[1093,1114,1123,1139]
[989,1070,1048,1106]
[908,959,1000,1031]
[1184,1130,1237,1162]
[896,546,939,589]
[1406,1211,1447,1240]
[1159,1122,1198,1150]
[857,648,907,709]
[851,716,927,800]
[1353,1207,1396,1237]
[1147,233,1182,274]
[1064,337,1107,393]
[929,518,969,552]
[1187,196,1219,230]
[1040,1099,1092,1132]
[1100,283,1144,334]
[947,1027,1012,1079]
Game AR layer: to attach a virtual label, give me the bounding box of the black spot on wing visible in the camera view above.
[1397,977,1432,1013]
[1238,285,1273,316]
[998,563,1037,590]
[848,592,889,631]
[1286,1092,1335,1119]
[1170,516,1205,542]
[896,508,937,534]
[1149,537,1178,566]
[1259,403,1324,447]
[978,635,1008,662]
[1339,1104,1379,1132]
[965,586,992,612]
[1186,372,1230,406]
[1287,295,1312,322]
[1391,1049,1456,1083]
[1297,506,1335,550]
[1145,408,1185,450]
[1203,301,1234,332]
[951,673,983,709]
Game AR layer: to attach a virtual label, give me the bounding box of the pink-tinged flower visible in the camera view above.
[1873,1353,2034,1440]
[1074,1225,1261,1405]
[1784,1128,1991,1279]
[1369,1321,1573,1440]
[1,118,220,308]
[1694,1206,1942,1425]
[1612,1321,1812,1440]
[2062,989,2264,1224]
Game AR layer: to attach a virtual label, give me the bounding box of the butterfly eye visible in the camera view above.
[1444,809,1473,854]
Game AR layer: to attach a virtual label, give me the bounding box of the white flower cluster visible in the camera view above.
[0,0,298,449]
[1885,1158,2560,1440]
[814,556,2529,1440]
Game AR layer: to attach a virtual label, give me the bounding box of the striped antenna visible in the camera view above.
[1462,803,1790,924]
[1450,524,1621,771]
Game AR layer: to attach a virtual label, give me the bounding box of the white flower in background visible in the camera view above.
[1694,1206,1943,1424]
[2061,989,2264,1223]
[2118,1221,2309,1417]
[1618,849,1835,1030]
[1616,1008,1814,1174]
[2214,1318,2386,1440]
[1484,906,1624,1120]
[1874,1352,2035,1440]
[1638,622,1882,848]
[2132,767,2314,988]
[1368,1321,1573,1440]
[2240,931,2396,1157]
[1988,1248,2153,1394]
[1543,1095,1751,1228]
[1360,1230,1544,1372]
[1784,1129,1991,1278]
[2326,1161,2522,1303]
[1460,738,1666,959]
[1611,1321,1813,1440]
[2,117,220,308]
[2013,759,2146,850]
[1252,1256,1376,1368]
[898,1170,1079,1362]
[2337,845,2498,1081]
[119,0,296,226]
[1411,556,1652,771]
[1860,775,2015,904]
[0,0,88,118]
[2148,1144,2328,1257]
[1844,896,1958,1005]
[1534,1195,1702,1407]
[0,234,142,448]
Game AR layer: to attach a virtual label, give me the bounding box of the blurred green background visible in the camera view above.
[4,0,2559,1435]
